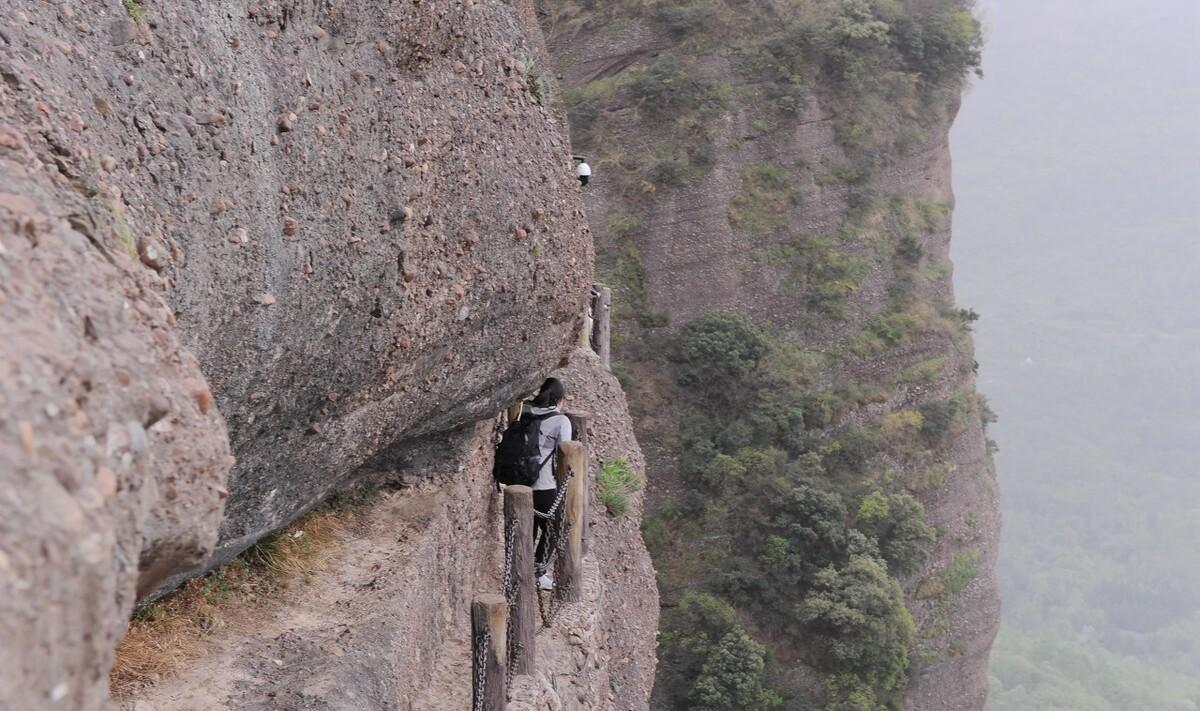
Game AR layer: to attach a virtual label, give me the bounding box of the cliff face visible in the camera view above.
[0,0,633,708]
[543,1,999,708]
[123,349,658,711]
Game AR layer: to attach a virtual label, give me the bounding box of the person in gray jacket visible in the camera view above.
[525,377,572,590]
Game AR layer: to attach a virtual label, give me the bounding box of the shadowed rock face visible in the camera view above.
[1,0,590,707]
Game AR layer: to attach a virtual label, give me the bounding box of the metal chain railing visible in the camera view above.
[534,465,575,520]
[472,626,491,711]
[500,518,522,689]
[501,518,518,601]
[534,466,577,629]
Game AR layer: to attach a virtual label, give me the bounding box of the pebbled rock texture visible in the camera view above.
[120,350,657,710]
[1,0,593,708]
[0,148,232,710]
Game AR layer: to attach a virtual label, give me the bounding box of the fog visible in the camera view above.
[950,0,1200,707]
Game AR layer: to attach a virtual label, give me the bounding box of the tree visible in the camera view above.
[726,483,853,617]
[856,491,935,576]
[659,591,740,704]
[692,628,784,711]
[673,312,770,404]
[797,556,915,693]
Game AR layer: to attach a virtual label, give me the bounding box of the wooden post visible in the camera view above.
[577,307,592,349]
[554,441,587,602]
[563,411,590,450]
[591,286,612,370]
[506,401,524,426]
[502,486,536,675]
[472,595,507,710]
[563,411,592,556]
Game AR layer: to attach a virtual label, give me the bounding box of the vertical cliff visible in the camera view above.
[1,0,660,708]
[542,0,999,708]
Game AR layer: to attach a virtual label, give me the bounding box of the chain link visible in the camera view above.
[533,465,575,520]
[535,496,574,629]
[501,518,518,602]
[502,517,522,691]
[472,626,491,711]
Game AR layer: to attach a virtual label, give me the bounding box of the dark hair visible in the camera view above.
[532,377,566,408]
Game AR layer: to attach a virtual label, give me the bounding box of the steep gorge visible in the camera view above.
[542,0,1000,709]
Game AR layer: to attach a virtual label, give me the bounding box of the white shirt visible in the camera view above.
[576,162,591,177]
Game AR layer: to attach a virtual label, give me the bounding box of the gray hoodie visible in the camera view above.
[526,405,572,491]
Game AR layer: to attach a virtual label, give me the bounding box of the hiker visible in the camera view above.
[526,378,571,590]
[576,159,591,187]
[492,377,572,591]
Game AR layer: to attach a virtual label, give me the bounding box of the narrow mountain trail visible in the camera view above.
[122,468,494,711]
[118,350,659,711]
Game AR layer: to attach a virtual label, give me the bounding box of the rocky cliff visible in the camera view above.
[119,349,657,711]
[0,0,660,709]
[542,0,1000,709]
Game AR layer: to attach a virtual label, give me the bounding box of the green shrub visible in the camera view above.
[648,157,690,188]
[941,548,980,595]
[692,628,784,711]
[659,592,740,702]
[701,453,747,491]
[598,458,642,516]
[816,0,893,91]
[917,396,966,443]
[123,0,144,24]
[798,555,915,693]
[849,310,924,356]
[856,491,935,576]
[892,6,983,84]
[672,313,770,402]
[899,357,944,385]
[607,212,641,237]
[520,59,547,105]
[655,0,719,39]
[729,163,795,236]
[626,58,729,116]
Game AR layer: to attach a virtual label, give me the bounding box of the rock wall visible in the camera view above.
[120,350,658,711]
[0,0,601,708]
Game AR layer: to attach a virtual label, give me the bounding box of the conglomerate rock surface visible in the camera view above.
[0,0,595,708]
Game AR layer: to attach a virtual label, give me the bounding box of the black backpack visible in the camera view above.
[493,411,558,488]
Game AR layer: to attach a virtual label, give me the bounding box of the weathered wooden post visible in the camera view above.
[564,411,590,450]
[591,285,612,370]
[502,486,536,675]
[564,411,592,555]
[554,441,587,602]
[577,305,593,350]
[471,595,507,710]
[506,401,524,426]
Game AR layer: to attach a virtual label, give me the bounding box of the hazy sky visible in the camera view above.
[950,0,1200,662]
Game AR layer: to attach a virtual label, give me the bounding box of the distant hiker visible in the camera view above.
[576,159,591,187]
[493,377,572,590]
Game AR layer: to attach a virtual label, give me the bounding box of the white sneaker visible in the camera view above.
[538,574,554,591]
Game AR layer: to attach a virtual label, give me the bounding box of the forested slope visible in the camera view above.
[542,1,998,708]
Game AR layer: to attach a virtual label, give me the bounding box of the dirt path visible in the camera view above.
[122,470,493,711]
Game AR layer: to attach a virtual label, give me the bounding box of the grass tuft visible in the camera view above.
[122,0,144,25]
[597,458,642,517]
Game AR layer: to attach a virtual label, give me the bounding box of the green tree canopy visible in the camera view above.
[856,491,936,575]
[797,555,915,692]
[673,312,770,403]
[692,628,784,711]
